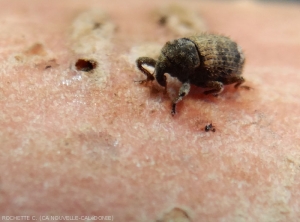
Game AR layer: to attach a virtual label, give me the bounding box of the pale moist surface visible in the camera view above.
[188,34,245,82]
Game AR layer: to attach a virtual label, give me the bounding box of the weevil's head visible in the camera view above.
[155,38,200,86]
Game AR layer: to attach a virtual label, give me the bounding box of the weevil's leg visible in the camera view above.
[203,81,224,96]
[233,76,245,88]
[234,77,251,90]
[171,81,191,116]
[135,57,156,84]
[222,76,251,90]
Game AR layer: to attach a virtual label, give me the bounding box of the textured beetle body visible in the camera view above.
[136,33,247,115]
[187,35,244,85]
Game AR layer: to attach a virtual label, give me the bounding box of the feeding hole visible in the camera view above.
[75,59,98,72]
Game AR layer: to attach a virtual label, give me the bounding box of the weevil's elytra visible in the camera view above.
[136,33,247,115]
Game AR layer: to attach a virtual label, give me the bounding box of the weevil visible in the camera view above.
[136,33,248,115]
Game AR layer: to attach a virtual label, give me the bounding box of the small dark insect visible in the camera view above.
[136,33,248,115]
[205,123,215,132]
